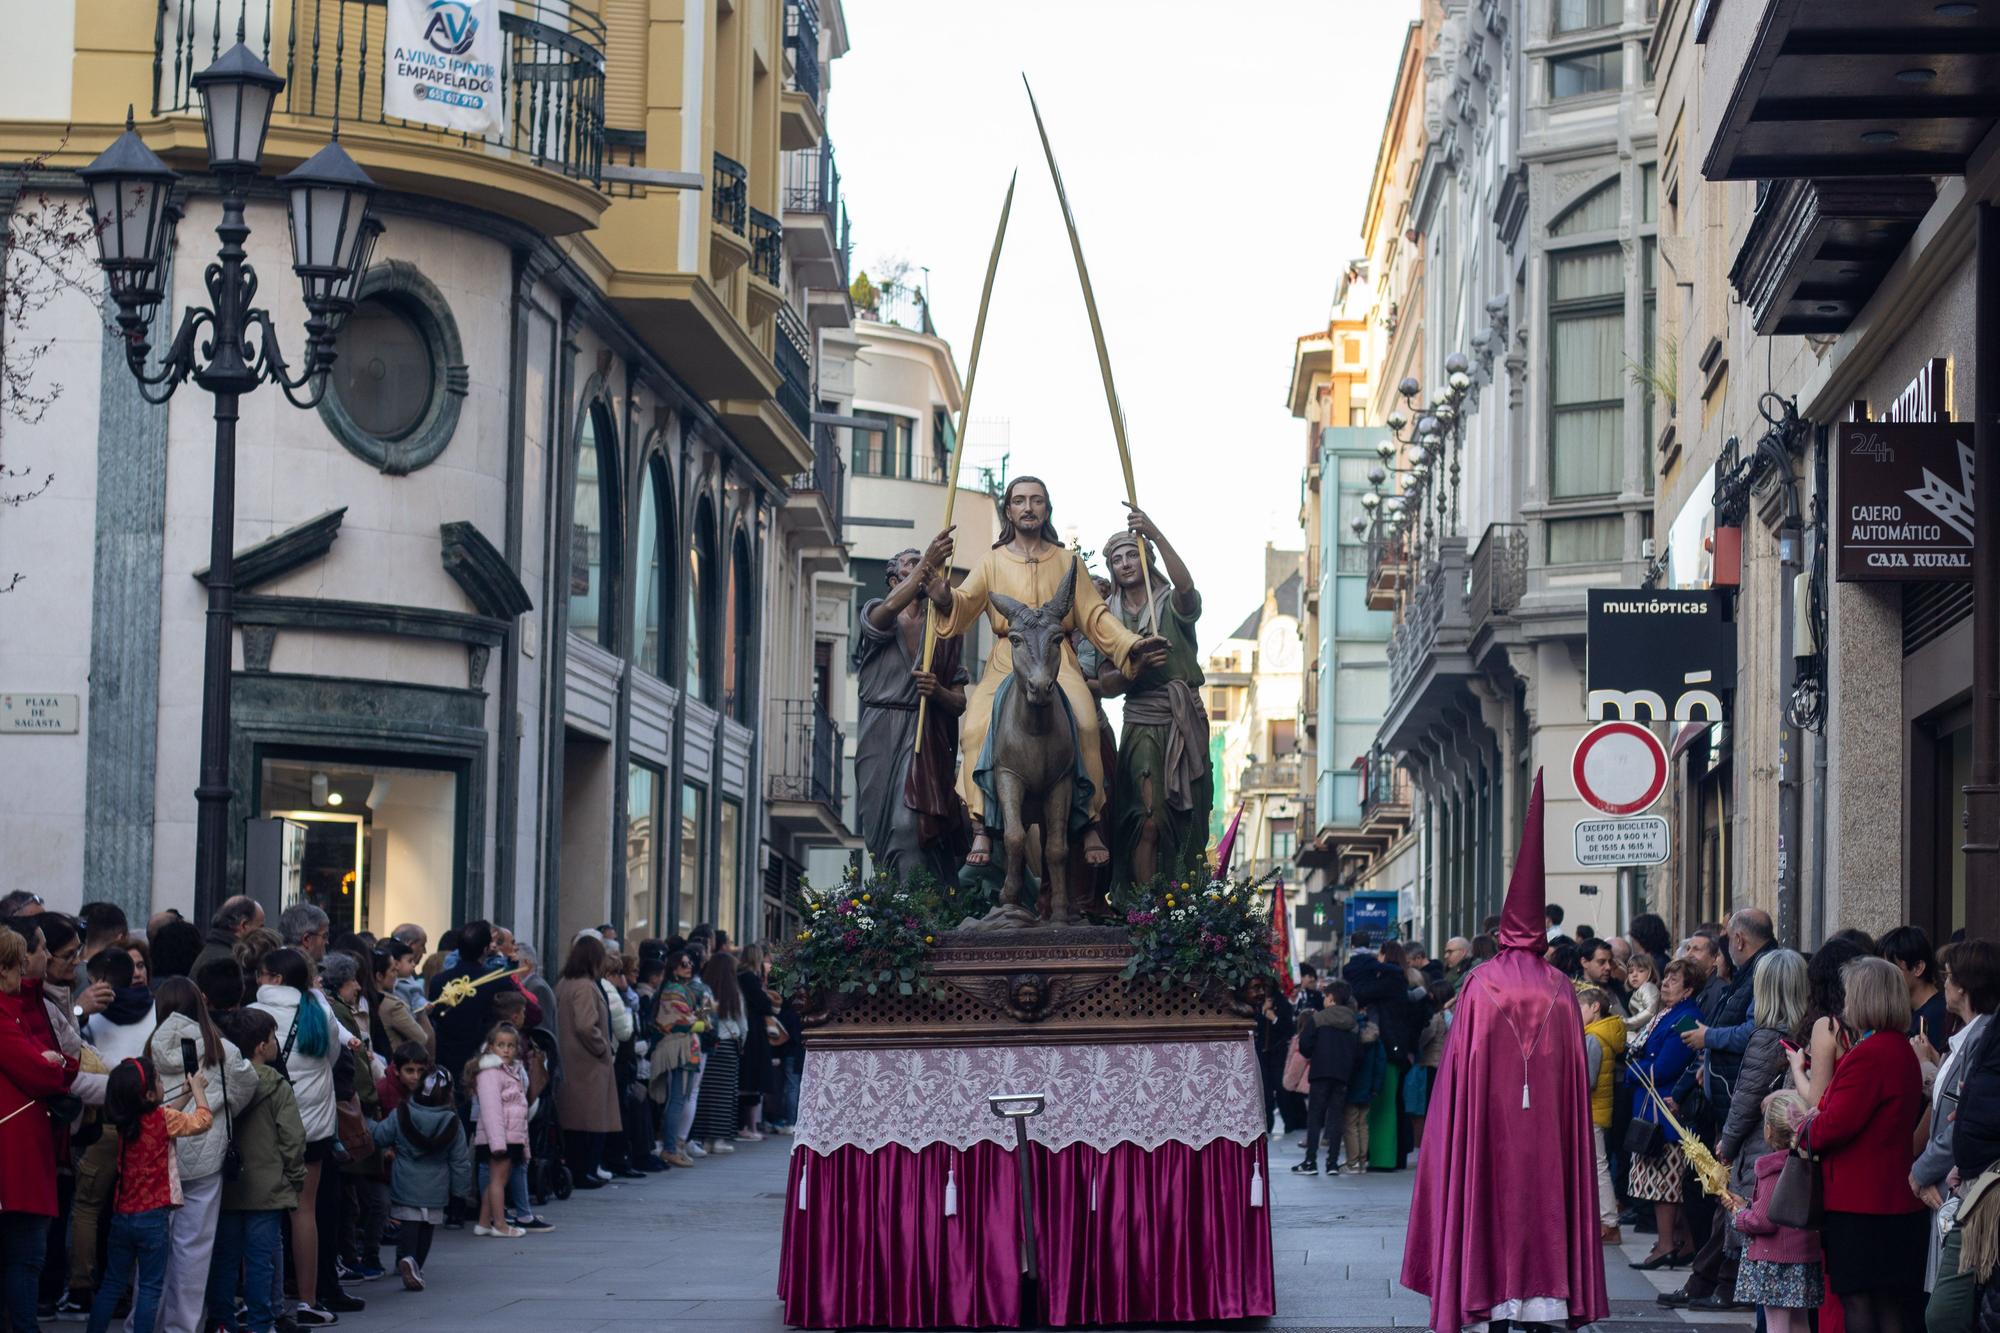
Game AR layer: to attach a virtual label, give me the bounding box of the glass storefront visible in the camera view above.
[626,763,658,937]
[679,782,706,935]
[719,798,741,940]
[256,757,459,938]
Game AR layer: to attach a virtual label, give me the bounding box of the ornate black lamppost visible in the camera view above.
[1352,353,1476,587]
[81,43,381,921]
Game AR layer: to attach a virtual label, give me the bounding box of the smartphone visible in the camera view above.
[1779,1037,1799,1053]
[1671,1013,1699,1035]
[180,1038,199,1087]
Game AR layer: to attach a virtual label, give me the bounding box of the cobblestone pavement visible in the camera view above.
[324,1131,1755,1332]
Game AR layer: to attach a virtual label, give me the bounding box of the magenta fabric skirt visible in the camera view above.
[777,1137,1274,1328]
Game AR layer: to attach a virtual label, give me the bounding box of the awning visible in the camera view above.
[1705,0,2000,182]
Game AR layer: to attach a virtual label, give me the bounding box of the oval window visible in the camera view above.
[332,297,436,441]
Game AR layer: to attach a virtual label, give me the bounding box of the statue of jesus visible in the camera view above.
[925,476,1169,868]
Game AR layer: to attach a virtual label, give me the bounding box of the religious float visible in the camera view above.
[774,79,1274,1330]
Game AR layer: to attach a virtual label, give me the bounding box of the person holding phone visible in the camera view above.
[1627,957,1708,1269]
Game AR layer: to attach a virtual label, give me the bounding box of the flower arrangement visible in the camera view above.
[772,865,951,1000]
[1110,873,1278,994]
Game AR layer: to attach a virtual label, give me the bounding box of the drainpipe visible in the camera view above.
[1777,482,1803,950]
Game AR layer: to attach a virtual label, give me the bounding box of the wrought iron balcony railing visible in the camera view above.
[155,0,606,185]
[788,419,845,530]
[1466,522,1527,640]
[768,697,844,810]
[749,207,783,285]
[784,0,821,104]
[774,303,813,436]
[783,139,841,231]
[713,152,747,233]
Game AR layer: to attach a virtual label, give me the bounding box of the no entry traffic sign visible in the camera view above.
[1571,721,1668,816]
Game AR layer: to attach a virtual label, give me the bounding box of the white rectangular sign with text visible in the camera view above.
[386,0,504,136]
[1574,816,1670,868]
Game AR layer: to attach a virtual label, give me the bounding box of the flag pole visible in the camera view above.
[1023,76,1157,635]
[915,170,1016,754]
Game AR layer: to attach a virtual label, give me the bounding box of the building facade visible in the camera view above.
[1304,0,1662,947]
[1204,550,1304,894]
[0,0,877,957]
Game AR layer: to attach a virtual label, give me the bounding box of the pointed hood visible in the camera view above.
[1214,803,1245,877]
[1498,770,1548,952]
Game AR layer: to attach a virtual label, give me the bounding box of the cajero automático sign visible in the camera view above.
[1835,420,1974,582]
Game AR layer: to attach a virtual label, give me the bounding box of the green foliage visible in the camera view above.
[771,865,963,1001]
[1109,873,1278,995]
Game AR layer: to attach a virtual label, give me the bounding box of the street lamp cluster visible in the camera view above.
[79,40,384,920]
[1350,352,1475,571]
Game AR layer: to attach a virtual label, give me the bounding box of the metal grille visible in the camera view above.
[712,151,747,233]
[155,0,607,185]
[1904,579,1973,655]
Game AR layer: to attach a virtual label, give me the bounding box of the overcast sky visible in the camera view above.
[831,0,1419,631]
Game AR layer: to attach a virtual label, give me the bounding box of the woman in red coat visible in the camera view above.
[1804,956,1926,1333]
[0,923,80,1332]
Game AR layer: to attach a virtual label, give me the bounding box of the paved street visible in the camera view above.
[328,1132,1755,1332]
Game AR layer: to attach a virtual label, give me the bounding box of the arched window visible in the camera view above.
[632,456,674,678]
[687,499,717,702]
[568,404,618,647]
[723,529,754,721]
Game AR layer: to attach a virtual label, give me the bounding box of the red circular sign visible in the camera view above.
[1571,721,1669,816]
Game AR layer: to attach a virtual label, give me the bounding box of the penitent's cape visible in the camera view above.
[1400,773,1608,1333]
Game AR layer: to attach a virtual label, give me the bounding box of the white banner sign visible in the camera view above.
[386,0,504,136]
[1574,816,1671,868]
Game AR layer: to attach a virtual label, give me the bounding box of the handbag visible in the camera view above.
[1282,1021,1311,1094]
[1622,1115,1665,1158]
[333,1095,375,1163]
[1767,1120,1822,1230]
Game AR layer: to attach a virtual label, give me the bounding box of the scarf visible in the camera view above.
[104,984,154,1026]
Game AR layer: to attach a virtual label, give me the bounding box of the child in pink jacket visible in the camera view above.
[1731,1090,1823,1333]
[466,1022,531,1239]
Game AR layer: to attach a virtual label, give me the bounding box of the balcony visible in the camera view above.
[766,697,851,846]
[1301,661,1320,736]
[1381,537,1479,754]
[1366,534,1409,611]
[1303,545,1321,616]
[1728,176,1933,335]
[153,0,607,234]
[782,419,846,553]
[1240,759,1302,794]
[710,151,751,279]
[781,0,826,150]
[1466,523,1527,642]
[747,207,784,324]
[783,141,847,288]
[714,298,814,478]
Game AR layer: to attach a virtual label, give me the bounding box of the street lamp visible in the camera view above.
[82,47,381,922]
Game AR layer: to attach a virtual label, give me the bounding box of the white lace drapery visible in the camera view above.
[792,1037,1266,1156]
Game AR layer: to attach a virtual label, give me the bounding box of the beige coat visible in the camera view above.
[554,975,621,1133]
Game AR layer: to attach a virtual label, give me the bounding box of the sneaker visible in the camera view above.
[323,1292,365,1314]
[515,1214,556,1232]
[487,1224,526,1238]
[686,1141,708,1157]
[473,1224,495,1237]
[335,1261,365,1284]
[55,1292,89,1318]
[573,1174,605,1190]
[354,1263,384,1282]
[398,1257,424,1292]
[1290,1160,1320,1175]
[666,1151,695,1168]
[593,1167,614,1181]
[738,1129,766,1142]
[611,1166,647,1180]
[771,1123,794,1134]
[292,1308,338,1328]
[640,1155,672,1172]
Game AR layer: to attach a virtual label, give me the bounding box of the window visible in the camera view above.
[333,300,433,439]
[678,782,706,934]
[1551,180,1620,237]
[1549,48,1620,99]
[1554,0,1616,30]
[1641,163,1658,224]
[1642,235,1659,465]
[318,260,467,474]
[626,764,658,935]
[1549,247,1625,499]
[687,501,716,701]
[718,799,741,941]
[1546,514,1622,564]
[633,459,669,677]
[1270,719,1298,757]
[723,532,753,721]
[1270,818,1297,863]
[851,411,919,478]
[569,405,618,647]
[932,408,956,483]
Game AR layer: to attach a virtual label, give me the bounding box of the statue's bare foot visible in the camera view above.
[1083,828,1109,866]
[962,903,1041,932]
[966,831,994,866]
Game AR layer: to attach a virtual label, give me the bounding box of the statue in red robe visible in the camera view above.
[1401,772,1608,1332]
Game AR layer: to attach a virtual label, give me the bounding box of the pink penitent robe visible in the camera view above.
[1401,772,1609,1333]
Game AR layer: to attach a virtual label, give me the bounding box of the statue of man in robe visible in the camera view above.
[1097,506,1211,888]
[924,476,1169,869]
[852,534,968,884]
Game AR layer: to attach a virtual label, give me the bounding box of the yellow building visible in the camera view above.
[0,0,861,952]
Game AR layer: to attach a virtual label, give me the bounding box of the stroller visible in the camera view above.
[524,1025,571,1203]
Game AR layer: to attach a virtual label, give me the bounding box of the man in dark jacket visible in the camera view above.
[190,896,263,978]
[426,919,502,1083]
[1293,980,1367,1175]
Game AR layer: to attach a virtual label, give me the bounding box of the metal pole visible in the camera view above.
[1967,203,2000,940]
[191,390,240,927]
[1012,1116,1037,1285]
[1777,507,1802,950]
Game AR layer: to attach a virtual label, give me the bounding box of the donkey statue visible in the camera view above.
[971,558,1085,930]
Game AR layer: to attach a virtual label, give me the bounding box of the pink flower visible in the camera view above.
[835,901,856,916]
[903,916,920,929]
[842,930,860,947]
[1125,910,1156,926]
